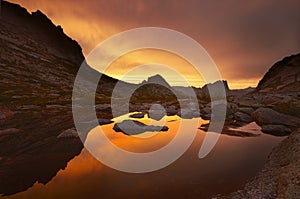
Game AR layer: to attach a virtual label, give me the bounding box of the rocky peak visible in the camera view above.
[1,1,84,66]
[199,80,229,101]
[146,74,171,88]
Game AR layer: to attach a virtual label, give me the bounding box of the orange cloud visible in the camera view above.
[9,0,300,88]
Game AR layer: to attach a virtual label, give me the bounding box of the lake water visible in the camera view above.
[1,115,284,199]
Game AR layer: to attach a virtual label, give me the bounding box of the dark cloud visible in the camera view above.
[10,0,300,88]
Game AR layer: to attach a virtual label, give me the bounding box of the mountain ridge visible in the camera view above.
[257,52,300,93]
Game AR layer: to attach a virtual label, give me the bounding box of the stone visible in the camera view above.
[0,106,14,121]
[148,104,166,121]
[113,120,168,135]
[234,111,253,123]
[166,105,178,116]
[251,108,300,127]
[202,106,211,114]
[177,109,200,119]
[129,112,145,119]
[98,118,113,125]
[238,107,255,115]
[57,128,79,139]
[261,125,292,136]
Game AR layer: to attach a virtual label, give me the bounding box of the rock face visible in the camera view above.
[0,1,84,106]
[217,129,300,199]
[113,120,168,135]
[257,53,300,93]
[0,1,88,195]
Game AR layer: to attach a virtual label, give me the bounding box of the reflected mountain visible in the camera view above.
[0,109,83,196]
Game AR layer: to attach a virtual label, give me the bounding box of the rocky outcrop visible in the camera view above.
[0,2,90,195]
[257,53,300,93]
[146,74,172,89]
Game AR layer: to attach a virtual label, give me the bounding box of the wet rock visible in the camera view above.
[261,125,292,136]
[129,112,145,119]
[57,128,79,139]
[113,120,168,135]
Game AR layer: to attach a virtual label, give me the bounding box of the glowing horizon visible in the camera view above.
[9,0,300,89]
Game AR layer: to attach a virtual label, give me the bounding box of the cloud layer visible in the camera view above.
[10,0,300,88]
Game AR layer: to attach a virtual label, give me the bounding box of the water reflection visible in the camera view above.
[0,115,284,199]
[0,138,82,196]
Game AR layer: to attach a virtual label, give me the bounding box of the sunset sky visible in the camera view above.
[10,0,300,89]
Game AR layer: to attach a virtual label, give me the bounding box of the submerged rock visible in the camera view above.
[113,120,168,135]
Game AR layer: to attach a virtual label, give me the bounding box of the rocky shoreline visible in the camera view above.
[214,129,300,199]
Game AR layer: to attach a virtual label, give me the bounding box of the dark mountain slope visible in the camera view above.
[257,53,300,93]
